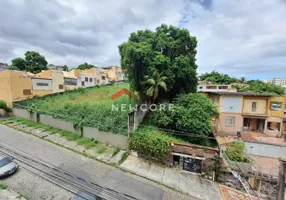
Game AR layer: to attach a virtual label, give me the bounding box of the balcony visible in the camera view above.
[242,109,268,117]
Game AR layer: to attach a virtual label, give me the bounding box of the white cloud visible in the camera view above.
[0,0,285,79]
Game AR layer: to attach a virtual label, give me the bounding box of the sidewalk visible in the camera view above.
[120,154,222,200]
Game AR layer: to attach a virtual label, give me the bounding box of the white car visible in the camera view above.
[0,155,18,178]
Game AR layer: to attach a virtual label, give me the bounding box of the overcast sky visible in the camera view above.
[0,0,285,80]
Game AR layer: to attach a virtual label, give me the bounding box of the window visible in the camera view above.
[206,85,217,89]
[85,77,88,82]
[90,78,93,82]
[225,116,235,126]
[271,102,282,110]
[199,86,203,89]
[82,81,85,86]
[59,84,64,89]
[251,102,257,112]
[97,80,99,83]
[64,78,77,86]
[218,86,228,89]
[102,76,105,80]
[23,89,32,95]
[36,82,49,86]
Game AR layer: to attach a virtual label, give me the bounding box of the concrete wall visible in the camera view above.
[83,127,128,149]
[245,141,286,159]
[39,114,81,135]
[52,71,65,93]
[128,104,150,132]
[13,108,37,122]
[218,113,243,134]
[243,99,267,114]
[222,96,242,113]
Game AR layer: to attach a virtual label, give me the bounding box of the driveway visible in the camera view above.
[0,124,195,200]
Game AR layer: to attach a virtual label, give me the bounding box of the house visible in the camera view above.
[47,65,64,71]
[204,91,285,136]
[35,70,65,93]
[84,67,108,85]
[66,69,94,88]
[62,71,78,90]
[0,70,52,107]
[197,84,232,92]
[104,66,124,82]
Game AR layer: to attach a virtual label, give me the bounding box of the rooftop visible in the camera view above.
[207,91,275,97]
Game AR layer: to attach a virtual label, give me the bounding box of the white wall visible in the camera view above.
[222,96,242,113]
[32,78,52,90]
[80,74,94,88]
[245,141,286,158]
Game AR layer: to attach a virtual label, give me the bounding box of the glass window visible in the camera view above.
[0,157,12,167]
[251,102,257,112]
[225,116,235,126]
[271,102,282,110]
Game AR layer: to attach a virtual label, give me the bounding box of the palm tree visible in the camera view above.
[142,71,168,103]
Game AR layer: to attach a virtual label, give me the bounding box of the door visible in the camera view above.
[182,157,202,173]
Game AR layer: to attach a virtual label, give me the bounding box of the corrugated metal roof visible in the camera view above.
[206,91,275,96]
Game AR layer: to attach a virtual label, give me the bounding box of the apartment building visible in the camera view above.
[104,66,125,82]
[205,91,285,136]
[264,78,286,88]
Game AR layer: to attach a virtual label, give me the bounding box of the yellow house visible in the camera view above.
[205,91,286,136]
[0,70,52,108]
[35,70,65,93]
[104,66,124,82]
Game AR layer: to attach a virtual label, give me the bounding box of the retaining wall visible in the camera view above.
[13,108,37,122]
[40,114,81,135]
[83,127,128,149]
[12,108,128,149]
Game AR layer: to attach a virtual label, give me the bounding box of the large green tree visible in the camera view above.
[77,63,95,70]
[8,51,48,73]
[119,24,198,101]
[199,71,240,84]
[25,51,48,73]
[245,80,285,95]
[153,93,218,136]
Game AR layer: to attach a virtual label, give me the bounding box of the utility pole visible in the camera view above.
[276,160,286,200]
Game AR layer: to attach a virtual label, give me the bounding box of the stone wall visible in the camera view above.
[83,127,128,149]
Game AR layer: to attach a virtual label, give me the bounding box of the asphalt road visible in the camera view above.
[0,124,196,200]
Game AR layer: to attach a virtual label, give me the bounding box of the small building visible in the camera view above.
[84,67,108,85]
[64,69,95,88]
[264,78,286,88]
[197,84,232,92]
[104,66,125,82]
[35,70,65,93]
[167,142,220,179]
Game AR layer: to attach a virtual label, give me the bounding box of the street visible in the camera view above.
[0,124,195,200]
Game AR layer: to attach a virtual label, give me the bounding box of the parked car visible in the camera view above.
[70,191,103,200]
[0,155,18,178]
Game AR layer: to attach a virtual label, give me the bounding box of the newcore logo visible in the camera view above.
[111,89,174,112]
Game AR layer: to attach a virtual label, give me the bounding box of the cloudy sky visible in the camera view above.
[0,0,285,80]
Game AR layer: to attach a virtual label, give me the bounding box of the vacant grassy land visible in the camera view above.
[14,83,136,135]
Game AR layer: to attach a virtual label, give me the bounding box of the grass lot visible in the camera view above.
[14,83,136,135]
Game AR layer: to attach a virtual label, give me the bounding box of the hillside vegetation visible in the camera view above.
[14,83,136,135]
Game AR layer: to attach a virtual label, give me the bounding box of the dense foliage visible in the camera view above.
[129,127,184,159]
[0,101,12,112]
[77,63,95,70]
[14,84,135,135]
[8,51,48,74]
[225,141,249,163]
[244,80,285,95]
[119,24,198,101]
[199,71,240,84]
[153,93,218,136]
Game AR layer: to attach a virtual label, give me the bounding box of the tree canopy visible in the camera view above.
[199,71,240,84]
[77,63,95,70]
[119,24,198,101]
[8,51,48,73]
[153,93,218,136]
[243,80,285,95]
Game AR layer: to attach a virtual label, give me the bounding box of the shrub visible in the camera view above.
[112,147,120,157]
[0,100,12,112]
[226,141,249,163]
[129,127,184,159]
[119,152,129,164]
